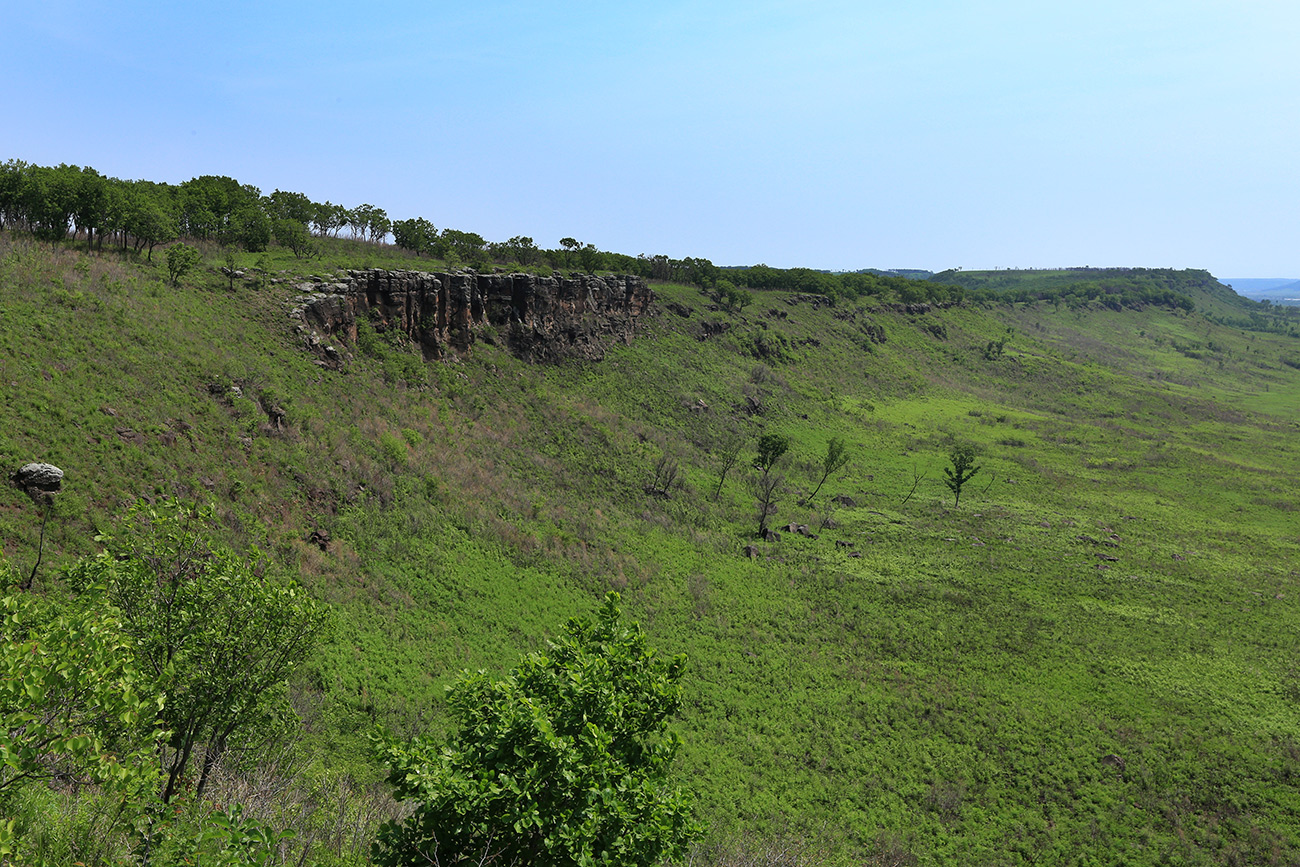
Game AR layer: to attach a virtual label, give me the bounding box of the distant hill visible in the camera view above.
[857,268,935,280]
[926,267,1251,314]
[1222,277,1300,305]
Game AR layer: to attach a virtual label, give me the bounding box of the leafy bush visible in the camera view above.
[371,593,699,867]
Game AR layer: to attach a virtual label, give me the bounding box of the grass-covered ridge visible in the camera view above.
[3,230,1300,865]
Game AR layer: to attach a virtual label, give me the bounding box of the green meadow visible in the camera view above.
[3,235,1299,865]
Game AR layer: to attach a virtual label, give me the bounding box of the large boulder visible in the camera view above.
[11,462,63,505]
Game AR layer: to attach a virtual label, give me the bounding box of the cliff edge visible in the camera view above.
[288,269,653,364]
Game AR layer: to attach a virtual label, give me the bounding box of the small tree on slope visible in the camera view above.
[944,444,981,508]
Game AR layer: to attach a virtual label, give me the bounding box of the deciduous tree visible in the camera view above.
[578,242,601,273]
[121,181,177,261]
[753,433,790,536]
[806,436,850,504]
[67,501,329,803]
[392,217,436,256]
[266,189,316,225]
[712,427,747,501]
[272,218,314,259]
[165,242,201,286]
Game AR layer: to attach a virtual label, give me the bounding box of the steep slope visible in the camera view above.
[4,235,1300,865]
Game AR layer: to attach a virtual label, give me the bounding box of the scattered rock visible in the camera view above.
[308,528,331,551]
[831,494,857,508]
[681,398,708,414]
[743,544,760,560]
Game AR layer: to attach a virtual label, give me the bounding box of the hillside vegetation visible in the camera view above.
[3,226,1300,866]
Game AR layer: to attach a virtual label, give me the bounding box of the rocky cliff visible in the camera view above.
[288,269,653,364]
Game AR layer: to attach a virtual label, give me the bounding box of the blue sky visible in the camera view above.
[5,1,1299,276]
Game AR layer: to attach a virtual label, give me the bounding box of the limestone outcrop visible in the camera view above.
[288,269,652,364]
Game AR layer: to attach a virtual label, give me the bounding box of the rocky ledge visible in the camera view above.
[287,269,653,364]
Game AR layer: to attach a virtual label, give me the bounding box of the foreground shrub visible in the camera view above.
[371,593,699,867]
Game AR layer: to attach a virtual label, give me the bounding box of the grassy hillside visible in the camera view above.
[4,233,1300,865]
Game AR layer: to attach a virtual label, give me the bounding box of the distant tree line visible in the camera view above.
[12,158,1227,315]
[931,267,1208,313]
[0,159,394,262]
[0,158,968,306]
[721,264,969,305]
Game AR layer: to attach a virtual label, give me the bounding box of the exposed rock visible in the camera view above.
[11,463,63,504]
[761,528,781,543]
[699,320,731,340]
[743,544,760,560]
[830,494,857,508]
[289,269,652,364]
[681,397,709,414]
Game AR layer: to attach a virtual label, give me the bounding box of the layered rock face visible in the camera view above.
[290,270,653,363]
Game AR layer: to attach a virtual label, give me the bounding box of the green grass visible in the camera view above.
[4,233,1300,864]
